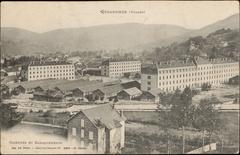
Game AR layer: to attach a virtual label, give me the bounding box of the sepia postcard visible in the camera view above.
[0,1,239,154]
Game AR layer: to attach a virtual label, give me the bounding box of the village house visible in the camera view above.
[82,68,101,76]
[56,80,101,99]
[3,65,21,76]
[67,104,126,154]
[91,84,123,102]
[33,88,65,102]
[7,79,67,94]
[229,75,239,85]
[11,85,26,95]
[121,80,141,90]
[71,80,122,101]
[1,75,17,85]
[117,87,142,100]
[72,84,102,101]
[0,84,11,99]
[137,88,163,103]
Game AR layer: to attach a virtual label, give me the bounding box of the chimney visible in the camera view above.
[96,117,102,126]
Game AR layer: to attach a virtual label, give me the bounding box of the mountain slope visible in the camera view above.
[141,13,239,50]
[1,13,239,56]
[1,23,191,56]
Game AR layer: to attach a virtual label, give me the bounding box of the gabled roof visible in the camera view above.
[229,75,239,80]
[148,88,164,97]
[75,82,105,93]
[121,80,141,89]
[120,87,142,96]
[95,84,123,97]
[68,104,126,129]
[34,89,64,98]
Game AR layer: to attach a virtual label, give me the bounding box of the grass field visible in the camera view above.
[123,111,239,154]
[23,111,70,126]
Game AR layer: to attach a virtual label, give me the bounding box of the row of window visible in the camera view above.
[159,65,238,74]
[147,79,228,91]
[72,128,93,140]
[110,65,140,68]
[110,62,140,65]
[161,80,227,90]
[29,73,74,77]
[109,68,140,72]
[158,73,235,80]
[71,119,93,140]
[29,70,74,74]
[29,75,74,79]
[29,65,74,70]
[157,76,230,86]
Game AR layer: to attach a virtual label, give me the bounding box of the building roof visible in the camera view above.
[7,79,68,90]
[102,59,140,65]
[121,87,142,96]
[29,61,72,66]
[68,104,126,129]
[34,89,64,98]
[156,57,210,69]
[96,84,123,97]
[2,66,21,72]
[74,80,121,93]
[229,75,239,80]
[121,80,141,89]
[142,57,237,74]
[141,64,158,74]
[54,80,101,92]
[1,75,17,84]
[148,88,164,97]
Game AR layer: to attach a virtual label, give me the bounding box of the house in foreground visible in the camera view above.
[67,104,126,153]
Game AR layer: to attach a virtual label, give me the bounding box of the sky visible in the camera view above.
[1,1,239,33]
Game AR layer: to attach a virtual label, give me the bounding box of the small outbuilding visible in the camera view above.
[117,87,142,100]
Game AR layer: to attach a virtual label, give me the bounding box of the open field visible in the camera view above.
[193,84,239,104]
[123,111,239,154]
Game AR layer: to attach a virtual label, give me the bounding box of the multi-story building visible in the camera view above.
[141,57,239,92]
[101,59,141,78]
[67,104,126,153]
[26,61,75,81]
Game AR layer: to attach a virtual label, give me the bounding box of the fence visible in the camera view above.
[186,143,217,154]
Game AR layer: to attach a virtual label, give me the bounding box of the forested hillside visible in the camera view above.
[144,28,239,61]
